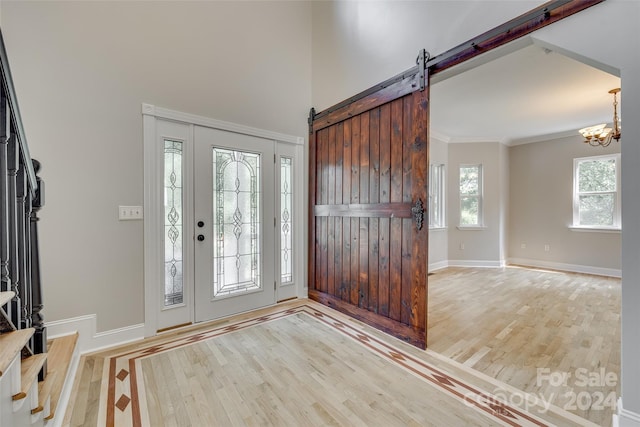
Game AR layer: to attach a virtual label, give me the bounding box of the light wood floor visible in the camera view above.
[62,266,619,426]
[63,299,597,427]
[428,266,621,427]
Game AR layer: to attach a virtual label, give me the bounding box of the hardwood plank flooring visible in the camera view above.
[64,298,598,427]
[0,328,34,376]
[428,266,621,427]
[40,332,79,419]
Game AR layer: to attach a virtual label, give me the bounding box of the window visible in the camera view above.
[429,163,445,228]
[573,154,621,229]
[459,164,482,227]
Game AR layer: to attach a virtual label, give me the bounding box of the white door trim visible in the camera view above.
[142,104,305,337]
[142,103,304,145]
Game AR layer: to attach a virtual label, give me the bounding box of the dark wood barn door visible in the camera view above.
[309,58,429,348]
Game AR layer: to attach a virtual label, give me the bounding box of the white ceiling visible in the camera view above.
[430,44,621,146]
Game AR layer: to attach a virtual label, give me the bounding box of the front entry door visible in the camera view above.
[193,126,276,322]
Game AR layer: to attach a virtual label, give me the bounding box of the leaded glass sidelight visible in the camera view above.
[164,140,184,306]
[281,157,293,283]
[212,148,261,298]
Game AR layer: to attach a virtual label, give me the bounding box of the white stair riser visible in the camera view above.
[1,350,47,427]
[10,352,21,397]
[42,396,51,421]
[31,408,45,427]
[1,356,19,426]
[11,383,31,426]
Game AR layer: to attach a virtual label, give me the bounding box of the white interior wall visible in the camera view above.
[311,0,541,112]
[2,0,312,332]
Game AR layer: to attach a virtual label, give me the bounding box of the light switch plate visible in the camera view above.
[119,206,143,220]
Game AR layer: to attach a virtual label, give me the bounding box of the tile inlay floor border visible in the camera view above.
[96,301,595,427]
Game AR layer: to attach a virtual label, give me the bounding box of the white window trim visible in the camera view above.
[459,163,483,228]
[572,153,621,230]
[568,226,621,234]
[429,163,446,229]
[456,226,488,231]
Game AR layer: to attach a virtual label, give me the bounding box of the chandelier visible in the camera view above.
[579,88,621,147]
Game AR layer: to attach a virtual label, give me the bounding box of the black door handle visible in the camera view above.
[197,221,205,228]
[197,234,205,242]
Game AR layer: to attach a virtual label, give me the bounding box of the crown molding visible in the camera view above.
[507,129,581,146]
[429,129,451,143]
[429,127,591,147]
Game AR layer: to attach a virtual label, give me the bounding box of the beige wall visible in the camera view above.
[2,1,312,331]
[447,142,506,264]
[508,135,621,271]
[431,133,620,273]
[428,136,448,269]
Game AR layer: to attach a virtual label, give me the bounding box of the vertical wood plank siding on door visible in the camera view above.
[342,120,351,303]
[309,77,429,348]
[327,126,336,298]
[368,108,380,314]
[378,104,391,319]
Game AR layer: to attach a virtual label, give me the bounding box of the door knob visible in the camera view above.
[197,234,205,242]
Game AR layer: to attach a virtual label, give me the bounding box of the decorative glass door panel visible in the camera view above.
[164,140,184,306]
[275,143,298,302]
[280,156,293,284]
[212,148,262,298]
[194,126,275,322]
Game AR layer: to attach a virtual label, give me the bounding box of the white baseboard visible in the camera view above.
[46,314,145,354]
[428,258,620,278]
[428,260,449,272]
[614,398,640,427]
[507,258,621,278]
[447,259,506,268]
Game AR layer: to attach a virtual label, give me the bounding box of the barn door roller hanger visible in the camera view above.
[417,49,430,92]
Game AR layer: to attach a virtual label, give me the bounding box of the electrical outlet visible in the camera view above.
[119,205,143,220]
[544,244,550,252]
[460,243,465,250]
[521,243,526,249]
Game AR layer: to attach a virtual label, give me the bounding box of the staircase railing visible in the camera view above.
[0,29,47,377]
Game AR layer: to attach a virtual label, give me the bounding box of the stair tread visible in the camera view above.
[38,332,78,420]
[13,353,47,401]
[0,291,15,307]
[0,328,35,377]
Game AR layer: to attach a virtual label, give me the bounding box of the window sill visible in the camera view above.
[456,226,487,231]
[429,227,448,232]
[568,226,621,234]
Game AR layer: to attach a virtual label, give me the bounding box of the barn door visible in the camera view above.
[309,51,429,348]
